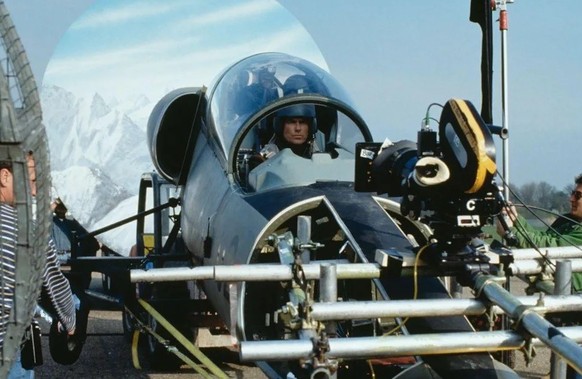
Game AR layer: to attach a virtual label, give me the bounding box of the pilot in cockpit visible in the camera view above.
[254,104,319,166]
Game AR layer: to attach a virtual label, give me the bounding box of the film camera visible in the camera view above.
[355,99,507,271]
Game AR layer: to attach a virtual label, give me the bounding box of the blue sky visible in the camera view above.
[39,0,327,102]
[4,0,582,191]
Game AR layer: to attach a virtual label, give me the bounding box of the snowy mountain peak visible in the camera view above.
[132,94,150,110]
[52,165,131,228]
[90,92,111,119]
[40,84,156,253]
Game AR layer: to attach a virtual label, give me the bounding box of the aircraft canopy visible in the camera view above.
[206,52,366,156]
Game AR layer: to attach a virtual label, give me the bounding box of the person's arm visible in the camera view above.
[43,239,76,334]
[511,215,582,248]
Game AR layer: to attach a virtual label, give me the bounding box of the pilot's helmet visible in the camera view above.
[273,104,318,137]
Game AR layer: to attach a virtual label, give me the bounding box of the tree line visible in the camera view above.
[509,180,574,221]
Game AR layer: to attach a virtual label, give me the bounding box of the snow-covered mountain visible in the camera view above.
[91,195,141,255]
[41,85,157,254]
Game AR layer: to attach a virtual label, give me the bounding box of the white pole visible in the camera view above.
[499,1,511,200]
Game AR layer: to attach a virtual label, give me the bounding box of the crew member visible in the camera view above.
[497,173,582,291]
[0,153,76,377]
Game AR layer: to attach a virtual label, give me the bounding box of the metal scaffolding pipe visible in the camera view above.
[554,261,573,296]
[297,215,311,264]
[240,327,582,361]
[375,246,582,277]
[130,266,215,282]
[319,264,337,303]
[130,261,380,283]
[509,259,582,275]
[512,246,582,261]
[312,298,485,320]
[131,259,582,283]
[311,295,582,321]
[474,273,582,374]
[310,295,582,321]
[320,263,338,336]
[214,262,379,281]
[551,260,572,379]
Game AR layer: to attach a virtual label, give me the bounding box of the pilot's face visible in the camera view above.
[282,117,309,145]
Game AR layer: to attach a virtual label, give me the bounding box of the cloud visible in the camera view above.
[71,1,187,30]
[175,0,280,29]
[45,33,200,78]
[71,0,279,32]
[43,0,327,104]
[45,23,325,101]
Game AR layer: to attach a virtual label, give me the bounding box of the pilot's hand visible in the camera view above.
[249,153,266,166]
[249,154,266,170]
[260,144,279,159]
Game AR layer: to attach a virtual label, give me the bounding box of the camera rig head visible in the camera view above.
[355,99,504,268]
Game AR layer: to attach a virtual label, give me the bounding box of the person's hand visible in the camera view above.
[248,153,266,167]
[58,321,75,336]
[260,144,279,159]
[496,204,517,236]
[504,204,518,222]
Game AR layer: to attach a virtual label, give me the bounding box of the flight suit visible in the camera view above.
[509,213,582,291]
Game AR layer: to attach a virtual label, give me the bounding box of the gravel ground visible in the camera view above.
[35,307,267,379]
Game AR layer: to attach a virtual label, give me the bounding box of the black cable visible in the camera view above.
[422,103,444,128]
[420,116,441,128]
[502,174,579,251]
[513,204,582,253]
[496,173,556,270]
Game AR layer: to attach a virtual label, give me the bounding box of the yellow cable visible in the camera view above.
[138,298,229,379]
[131,330,141,369]
[383,244,429,336]
[126,304,213,377]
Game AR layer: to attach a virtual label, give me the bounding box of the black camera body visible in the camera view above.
[355,99,503,255]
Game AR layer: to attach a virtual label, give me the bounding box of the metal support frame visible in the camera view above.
[129,246,582,374]
[551,260,572,379]
[473,272,582,374]
[239,269,582,372]
[130,246,582,283]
